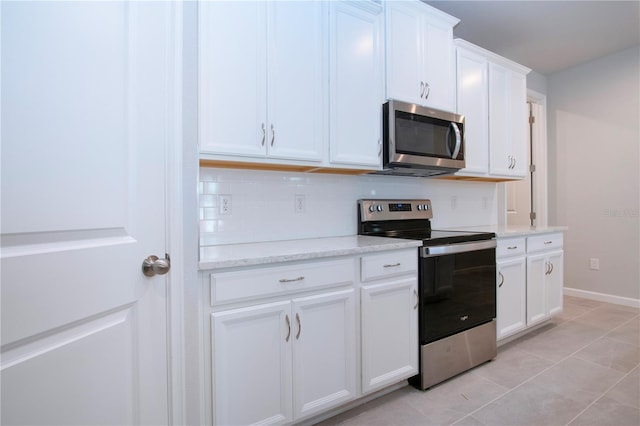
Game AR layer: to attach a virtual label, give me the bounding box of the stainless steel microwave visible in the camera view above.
[379,99,465,177]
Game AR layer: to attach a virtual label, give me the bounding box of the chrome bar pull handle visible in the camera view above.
[295,313,301,340]
[383,263,401,268]
[450,122,461,159]
[498,271,504,288]
[261,123,266,146]
[285,314,291,342]
[424,82,430,99]
[413,289,419,309]
[549,262,554,274]
[507,246,518,250]
[419,81,425,98]
[279,276,304,283]
[270,124,275,146]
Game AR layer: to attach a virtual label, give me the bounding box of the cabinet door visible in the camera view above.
[422,15,455,111]
[488,62,511,177]
[496,257,527,339]
[329,0,384,168]
[526,253,548,326]
[546,251,564,317]
[455,47,489,176]
[212,302,293,426]
[267,1,325,162]
[385,1,423,105]
[361,277,418,394]
[292,289,357,419]
[199,1,268,157]
[509,71,528,177]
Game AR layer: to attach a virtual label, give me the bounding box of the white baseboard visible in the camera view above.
[564,287,640,309]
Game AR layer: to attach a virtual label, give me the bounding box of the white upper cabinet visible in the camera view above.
[199,1,326,163]
[489,64,528,178]
[329,0,384,169]
[456,47,489,176]
[385,1,458,111]
[454,39,530,180]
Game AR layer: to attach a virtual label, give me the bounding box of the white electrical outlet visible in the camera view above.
[219,194,232,215]
[589,258,600,270]
[294,194,305,214]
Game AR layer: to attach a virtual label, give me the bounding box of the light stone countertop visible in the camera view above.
[445,224,568,238]
[199,235,423,270]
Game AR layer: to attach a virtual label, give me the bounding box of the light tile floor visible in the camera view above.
[316,296,640,426]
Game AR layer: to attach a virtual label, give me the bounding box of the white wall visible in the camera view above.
[548,45,640,301]
[199,168,498,246]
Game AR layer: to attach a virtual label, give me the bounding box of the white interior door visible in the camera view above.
[1,2,176,424]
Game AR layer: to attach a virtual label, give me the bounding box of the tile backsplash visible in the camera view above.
[199,167,498,246]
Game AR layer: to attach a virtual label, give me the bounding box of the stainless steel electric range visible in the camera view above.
[358,199,497,390]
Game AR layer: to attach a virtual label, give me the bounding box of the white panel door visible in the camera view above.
[267,1,325,162]
[526,253,548,326]
[329,0,384,168]
[455,48,489,176]
[546,251,564,317]
[198,1,268,157]
[1,2,175,424]
[496,257,527,339]
[292,289,357,420]
[422,18,455,111]
[385,1,423,105]
[361,277,418,394]
[211,302,293,426]
[488,63,511,177]
[509,71,528,177]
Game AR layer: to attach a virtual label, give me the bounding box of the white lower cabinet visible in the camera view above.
[292,290,357,419]
[361,277,418,394]
[496,256,527,339]
[360,249,419,394]
[207,248,420,425]
[496,233,564,342]
[212,289,357,426]
[526,233,564,326]
[212,301,293,426]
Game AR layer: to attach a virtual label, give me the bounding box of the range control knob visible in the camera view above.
[424,204,430,210]
[417,204,423,211]
[368,205,376,213]
[376,205,384,212]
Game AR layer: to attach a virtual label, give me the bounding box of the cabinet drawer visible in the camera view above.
[210,258,356,306]
[496,237,526,258]
[527,233,563,253]
[360,249,417,282]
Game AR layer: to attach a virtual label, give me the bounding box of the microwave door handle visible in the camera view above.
[450,122,461,159]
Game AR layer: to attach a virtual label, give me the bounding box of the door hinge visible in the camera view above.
[530,164,536,173]
[530,212,537,220]
[529,115,536,124]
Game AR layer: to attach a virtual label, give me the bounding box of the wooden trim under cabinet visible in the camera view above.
[199,159,375,175]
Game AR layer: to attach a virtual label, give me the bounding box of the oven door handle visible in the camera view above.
[421,239,496,257]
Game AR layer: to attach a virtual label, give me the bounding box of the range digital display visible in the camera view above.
[389,203,412,212]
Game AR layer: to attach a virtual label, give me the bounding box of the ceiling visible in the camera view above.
[424,0,640,75]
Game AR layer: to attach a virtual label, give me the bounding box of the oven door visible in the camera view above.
[419,240,496,345]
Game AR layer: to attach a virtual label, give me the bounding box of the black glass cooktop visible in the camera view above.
[369,229,495,246]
